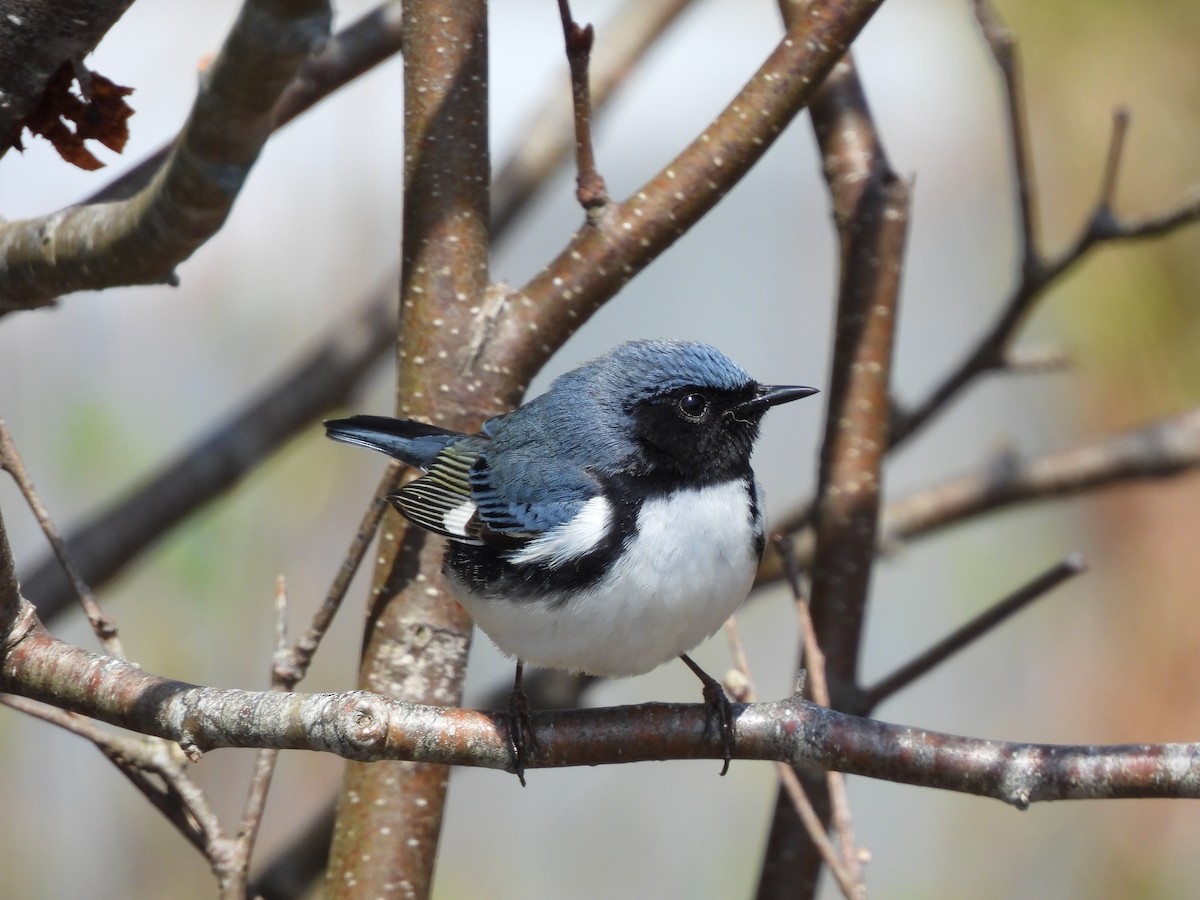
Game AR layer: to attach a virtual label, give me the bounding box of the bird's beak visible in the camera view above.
[735,383,819,415]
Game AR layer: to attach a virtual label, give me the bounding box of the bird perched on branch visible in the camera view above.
[325,339,817,783]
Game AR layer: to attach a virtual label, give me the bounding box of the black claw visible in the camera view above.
[507,661,537,786]
[680,653,736,775]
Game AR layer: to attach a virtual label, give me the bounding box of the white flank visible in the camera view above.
[454,479,764,677]
[508,495,613,568]
[442,498,477,538]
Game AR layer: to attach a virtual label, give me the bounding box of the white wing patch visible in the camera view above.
[442,498,478,538]
[507,495,613,568]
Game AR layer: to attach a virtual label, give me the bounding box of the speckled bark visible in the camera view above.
[324,2,494,898]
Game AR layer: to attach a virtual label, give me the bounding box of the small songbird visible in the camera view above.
[325,339,817,782]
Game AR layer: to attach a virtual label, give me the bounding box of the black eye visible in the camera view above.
[677,392,709,419]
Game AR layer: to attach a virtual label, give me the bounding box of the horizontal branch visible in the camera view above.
[4,599,1200,805]
[881,407,1200,544]
[760,406,1200,585]
[0,0,333,312]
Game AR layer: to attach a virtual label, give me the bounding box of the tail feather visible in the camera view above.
[324,415,464,471]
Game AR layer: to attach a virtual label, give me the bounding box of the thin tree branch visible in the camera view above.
[0,420,122,655]
[221,578,294,897]
[881,408,1200,546]
[483,0,889,390]
[556,0,608,211]
[863,554,1086,708]
[889,1,1200,449]
[0,0,334,312]
[761,407,1200,586]
[724,612,859,900]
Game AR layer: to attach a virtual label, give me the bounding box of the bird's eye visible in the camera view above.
[677,392,709,420]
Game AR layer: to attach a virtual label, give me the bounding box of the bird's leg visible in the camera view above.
[680,653,735,776]
[507,660,537,786]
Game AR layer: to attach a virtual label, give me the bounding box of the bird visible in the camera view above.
[325,339,817,783]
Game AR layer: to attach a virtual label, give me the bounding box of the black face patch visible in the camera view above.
[627,384,762,484]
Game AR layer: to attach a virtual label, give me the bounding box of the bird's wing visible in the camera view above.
[467,450,600,540]
[395,440,600,547]
[391,435,490,544]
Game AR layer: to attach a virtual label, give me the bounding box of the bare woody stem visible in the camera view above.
[325,1,491,896]
[0,0,333,312]
[557,0,608,210]
[7,605,1200,805]
[757,0,908,887]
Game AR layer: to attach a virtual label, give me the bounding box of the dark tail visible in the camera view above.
[324,415,464,470]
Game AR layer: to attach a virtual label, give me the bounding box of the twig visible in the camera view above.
[863,554,1086,708]
[0,693,217,858]
[223,578,294,897]
[774,537,866,899]
[890,2,1200,450]
[726,608,862,900]
[493,0,695,232]
[276,473,397,686]
[556,0,608,211]
[0,0,333,312]
[0,420,122,656]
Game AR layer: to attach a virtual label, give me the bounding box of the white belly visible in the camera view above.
[451,479,764,677]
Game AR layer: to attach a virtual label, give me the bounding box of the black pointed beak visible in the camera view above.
[736,383,819,414]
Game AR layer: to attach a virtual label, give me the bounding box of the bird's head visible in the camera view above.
[565,340,818,483]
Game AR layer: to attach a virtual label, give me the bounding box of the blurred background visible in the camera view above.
[1,0,1199,896]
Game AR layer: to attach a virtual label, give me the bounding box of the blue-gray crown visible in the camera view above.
[551,339,753,402]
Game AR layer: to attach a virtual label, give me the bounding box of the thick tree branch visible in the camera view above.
[325,0,490,895]
[88,1,406,205]
[758,0,908,889]
[5,605,1200,804]
[0,0,333,312]
[25,0,691,627]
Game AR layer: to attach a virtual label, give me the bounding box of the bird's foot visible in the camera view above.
[680,653,735,776]
[507,662,537,786]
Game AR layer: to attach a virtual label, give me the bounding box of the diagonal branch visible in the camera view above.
[862,555,1086,708]
[88,1,405,205]
[0,0,333,312]
[483,0,889,388]
[889,0,1200,449]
